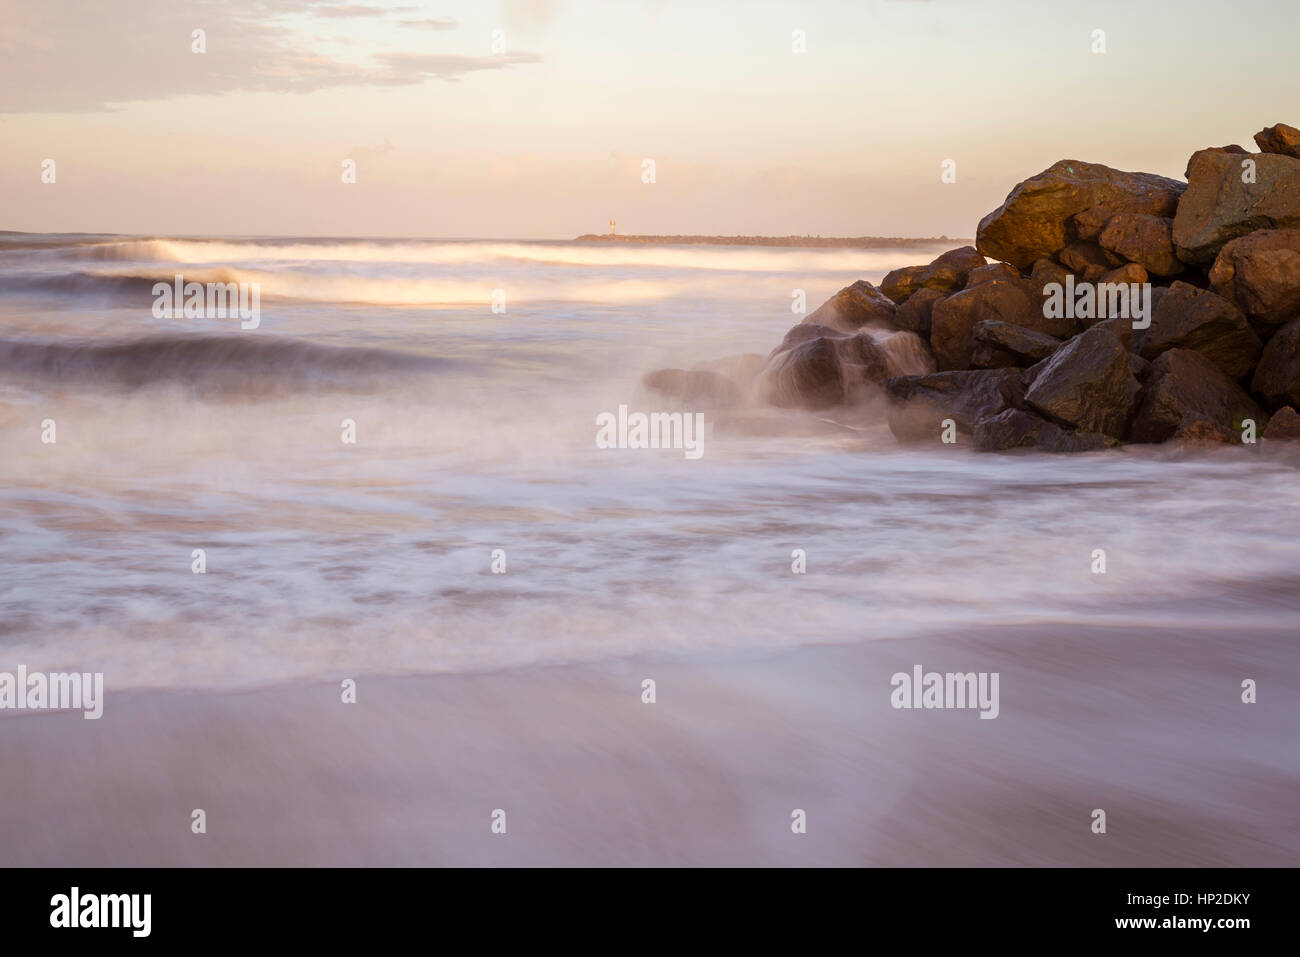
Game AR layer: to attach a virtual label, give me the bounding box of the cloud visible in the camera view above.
[0,0,536,114]
[373,51,543,81]
[399,17,459,31]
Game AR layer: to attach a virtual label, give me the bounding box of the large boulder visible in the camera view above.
[931,277,1072,370]
[1130,349,1264,444]
[804,280,898,333]
[894,287,944,337]
[1254,123,1300,160]
[973,408,1118,453]
[1208,229,1300,329]
[1172,149,1300,265]
[1098,213,1183,276]
[976,160,1184,270]
[1024,324,1144,438]
[1138,281,1262,379]
[757,329,929,410]
[884,368,1026,443]
[1251,317,1300,408]
[880,246,987,304]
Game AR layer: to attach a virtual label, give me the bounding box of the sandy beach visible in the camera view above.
[3,623,1294,867]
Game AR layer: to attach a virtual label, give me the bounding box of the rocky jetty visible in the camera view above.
[645,122,1300,451]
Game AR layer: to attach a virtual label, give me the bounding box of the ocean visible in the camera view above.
[2,233,1298,692]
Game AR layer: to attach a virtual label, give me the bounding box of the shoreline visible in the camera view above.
[3,623,1294,866]
[574,234,968,248]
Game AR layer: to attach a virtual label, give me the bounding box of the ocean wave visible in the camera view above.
[15,236,938,274]
[0,334,451,396]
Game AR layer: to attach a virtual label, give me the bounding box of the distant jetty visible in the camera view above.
[574,234,966,248]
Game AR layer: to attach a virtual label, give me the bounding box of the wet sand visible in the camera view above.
[1,624,1296,866]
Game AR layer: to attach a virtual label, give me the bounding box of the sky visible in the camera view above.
[1,0,1297,238]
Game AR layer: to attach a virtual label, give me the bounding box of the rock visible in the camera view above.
[804,280,898,333]
[1251,317,1300,408]
[973,408,1118,453]
[973,319,1061,364]
[1139,281,1262,379]
[1208,229,1300,329]
[758,329,916,410]
[642,368,742,407]
[976,160,1184,270]
[756,337,845,409]
[880,246,986,303]
[930,277,1075,370]
[1172,149,1300,265]
[1183,145,1249,178]
[968,343,1020,369]
[775,322,846,352]
[874,329,937,377]
[966,262,1021,287]
[1130,349,1264,444]
[894,287,944,337]
[1059,241,1117,281]
[1098,262,1149,288]
[1263,405,1300,440]
[1091,315,1138,351]
[884,368,1026,442]
[931,280,1035,370]
[1098,213,1183,276]
[1024,324,1144,438]
[1254,123,1300,160]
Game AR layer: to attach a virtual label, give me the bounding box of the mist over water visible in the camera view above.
[1,235,1297,691]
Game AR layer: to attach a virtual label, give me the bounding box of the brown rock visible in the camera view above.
[969,343,1020,369]
[804,280,897,333]
[1172,149,1300,265]
[966,262,1021,287]
[880,246,987,304]
[1262,405,1300,440]
[1251,317,1300,408]
[1098,213,1183,276]
[1099,262,1150,287]
[1024,324,1143,438]
[977,160,1184,270]
[1059,241,1117,276]
[1182,145,1249,178]
[930,279,1037,371]
[894,287,944,337]
[884,368,1026,442]
[1253,123,1300,160]
[1031,258,1071,297]
[775,323,845,353]
[1139,282,1262,379]
[1208,229,1300,329]
[931,274,1081,370]
[1130,349,1264,444]
[973,408,1119,453]
[756,336,845,409]
[973,319,1061,364]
